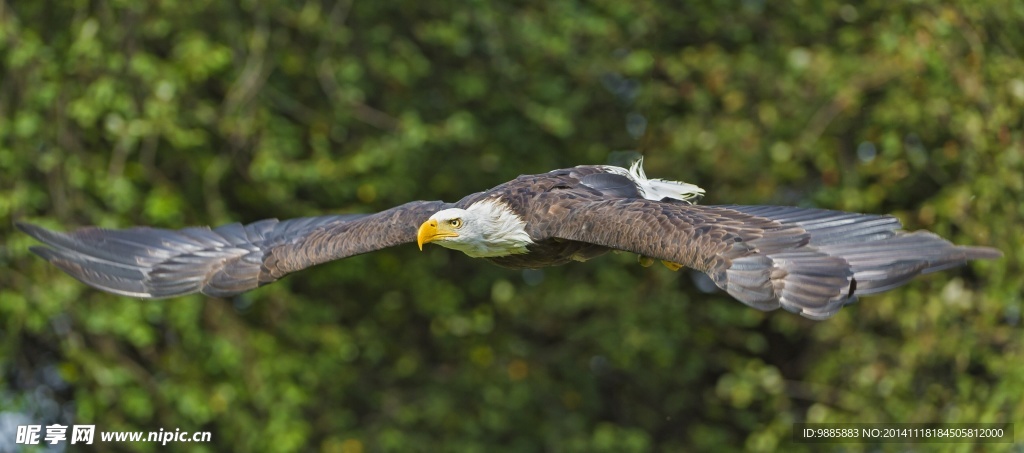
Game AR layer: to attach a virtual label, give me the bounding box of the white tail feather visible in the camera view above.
[605,157,705,203]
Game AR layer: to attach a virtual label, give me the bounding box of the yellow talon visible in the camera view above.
[638,255,655,267]
[661,260,683,271]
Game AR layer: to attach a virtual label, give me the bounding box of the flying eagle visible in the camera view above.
[18,160,1000,320]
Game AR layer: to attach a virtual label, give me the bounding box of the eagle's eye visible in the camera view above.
[449,218,463,228]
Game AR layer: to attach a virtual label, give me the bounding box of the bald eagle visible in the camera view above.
[18,160,1000,320]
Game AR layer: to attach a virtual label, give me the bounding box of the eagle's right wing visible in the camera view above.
[18,200,448,299]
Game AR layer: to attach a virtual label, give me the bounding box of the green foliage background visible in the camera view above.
[1,0,1021,451]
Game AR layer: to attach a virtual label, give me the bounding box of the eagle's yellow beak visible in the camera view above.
[417,219,458,250]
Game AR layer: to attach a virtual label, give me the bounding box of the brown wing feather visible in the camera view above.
[17,200,448,299]
[542,200,1001,320]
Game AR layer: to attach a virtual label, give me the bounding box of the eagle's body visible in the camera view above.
[19,160,1000,320]
[431,164,694,267]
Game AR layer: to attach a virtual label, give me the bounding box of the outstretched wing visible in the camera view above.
[542,199,1001,320]
[18,200,448,299]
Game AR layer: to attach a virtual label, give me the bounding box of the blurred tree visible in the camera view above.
[1,0,1020,451]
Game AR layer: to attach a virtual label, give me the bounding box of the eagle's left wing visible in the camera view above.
[541,199,1001,319]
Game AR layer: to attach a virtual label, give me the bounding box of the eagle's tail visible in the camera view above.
[627,158,706,203]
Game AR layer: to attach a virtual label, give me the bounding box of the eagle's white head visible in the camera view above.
[417,199,533,257]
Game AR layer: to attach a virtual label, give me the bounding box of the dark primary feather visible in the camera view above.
[579,173,643,199]
[543,200,1001,320]
[17,200,447,298]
